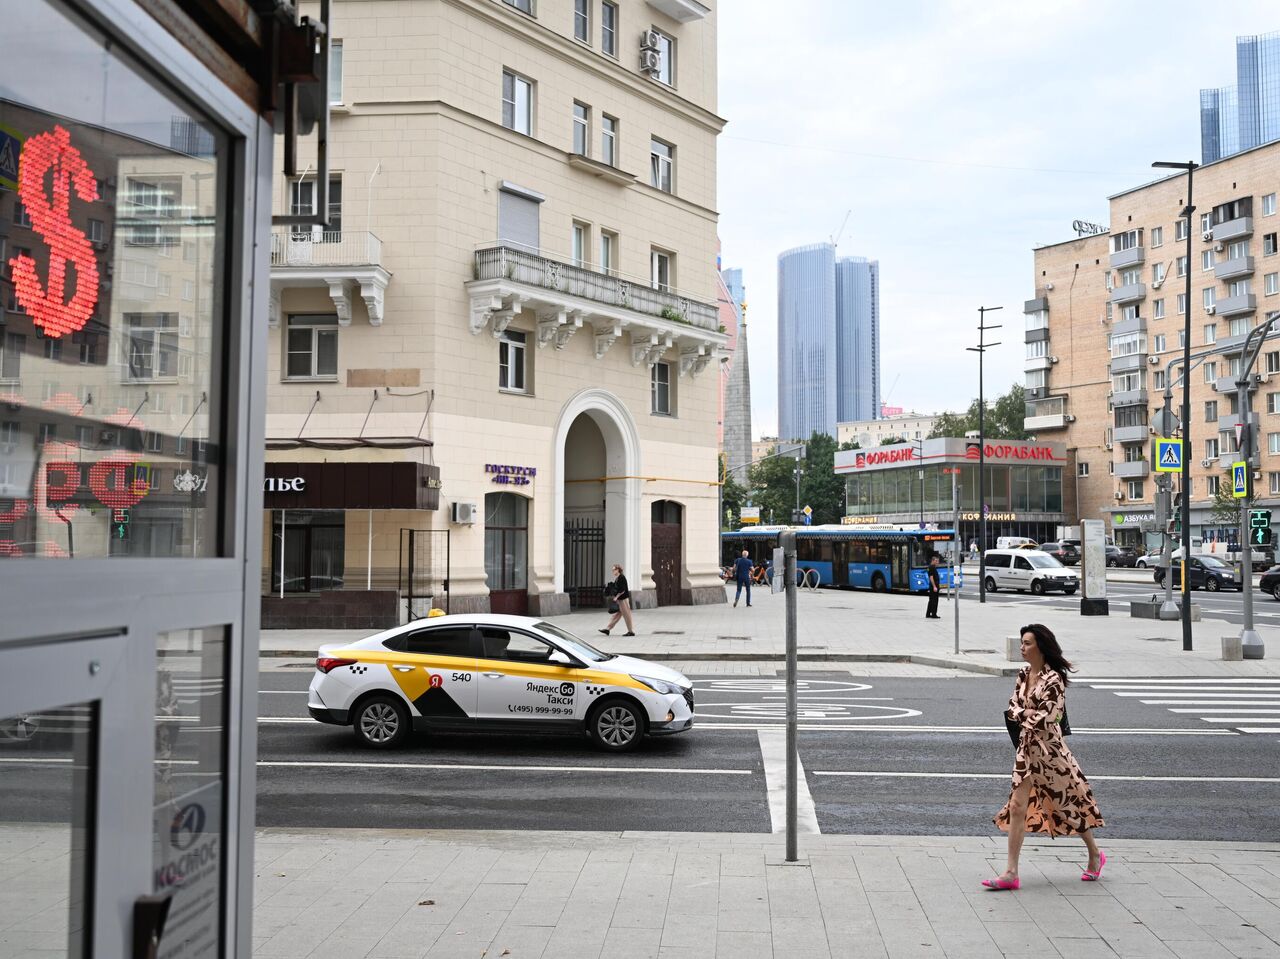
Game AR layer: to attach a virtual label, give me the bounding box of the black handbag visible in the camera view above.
[607,600,619,614]
[1005,706,1071,747]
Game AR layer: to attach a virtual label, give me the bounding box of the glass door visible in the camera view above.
[890,543,912,589]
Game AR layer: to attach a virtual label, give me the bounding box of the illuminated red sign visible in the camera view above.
[854,448,915,469]
[964,444,1056,461]
[9,125,101,339]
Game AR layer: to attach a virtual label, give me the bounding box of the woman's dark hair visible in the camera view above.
[1020,623,1075,686]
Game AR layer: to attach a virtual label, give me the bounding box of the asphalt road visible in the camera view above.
[243,669,1279,841]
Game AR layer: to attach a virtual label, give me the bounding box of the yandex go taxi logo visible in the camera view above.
[854,447,916,469]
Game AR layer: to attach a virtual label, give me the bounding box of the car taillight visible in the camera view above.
[316,657,356,673]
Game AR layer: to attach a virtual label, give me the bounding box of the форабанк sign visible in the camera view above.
[835,438,1066,473]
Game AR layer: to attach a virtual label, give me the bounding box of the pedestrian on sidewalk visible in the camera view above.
[925,553,941,619]
[984,623,1105,891]
[969,539,979,561]
[732,549,754,607]
[599,564,635,636]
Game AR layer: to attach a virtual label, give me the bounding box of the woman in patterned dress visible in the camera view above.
[983,623,1105,890]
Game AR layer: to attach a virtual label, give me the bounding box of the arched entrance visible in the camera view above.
[484,491,528,615]
[651,500,684,606]
[553,389,641,607]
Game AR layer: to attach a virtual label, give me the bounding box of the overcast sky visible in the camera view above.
[717,0,1276,439]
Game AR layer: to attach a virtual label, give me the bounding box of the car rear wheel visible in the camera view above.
[1205,578,1220,592]
[984,576,997,593]
[588,699,644,752]
[1031,580,1045,595]
[1107,559,1116,567]
[353,695,410,749]
[1136,559,1147,568]
[1271,584,1280,601]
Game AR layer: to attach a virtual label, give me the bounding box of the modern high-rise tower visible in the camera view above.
[777,244,880,441]
[1200,30,1280,163]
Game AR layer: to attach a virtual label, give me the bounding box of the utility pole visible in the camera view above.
[915,437,925,527]
[1152,159,1198,652]
[967,307,1003,603]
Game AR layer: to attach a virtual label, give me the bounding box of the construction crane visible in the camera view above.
[830,209,851,248]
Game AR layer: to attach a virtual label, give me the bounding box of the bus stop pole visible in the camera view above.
[781,529,798,862]
[952,470,960,655]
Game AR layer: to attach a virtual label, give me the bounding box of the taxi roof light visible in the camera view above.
[316,657,356,673]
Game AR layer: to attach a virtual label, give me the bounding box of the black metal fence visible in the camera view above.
[398,528,450,621]
[564,517,605,609]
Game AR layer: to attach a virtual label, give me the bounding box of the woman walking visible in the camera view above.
[983,623,1105,890]
[599,564,635,636]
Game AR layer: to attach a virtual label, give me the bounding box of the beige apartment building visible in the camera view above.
[837,412,938,449]
[263,0,727,625]
[1025,139,1280,551]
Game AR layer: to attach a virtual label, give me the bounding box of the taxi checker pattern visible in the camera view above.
[307,615,695,750]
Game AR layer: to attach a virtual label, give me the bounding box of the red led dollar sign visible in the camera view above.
[8,125,100,339]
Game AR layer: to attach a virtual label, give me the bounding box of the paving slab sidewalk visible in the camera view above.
[261,581,1280,678]
[253,828,1280,959]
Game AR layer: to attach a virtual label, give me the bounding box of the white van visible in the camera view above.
[982,549,1080,595]
[996,536,1037,550]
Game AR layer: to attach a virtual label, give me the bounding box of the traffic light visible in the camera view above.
[1250,509,1272,547]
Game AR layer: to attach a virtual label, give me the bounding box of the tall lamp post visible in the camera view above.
[1152,159,1198,652]
[967,306,1003,603]
[914,437,925,527]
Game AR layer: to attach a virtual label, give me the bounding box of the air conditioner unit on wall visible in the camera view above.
[1050,355,1059,364]
[1206,305,1216,315]
[1203,231,1214,241]
[641,29,661,50]
[1152,279,1163,289]
[1114,491,1125,500]
[1065,414,1076,422]
[640,48,661,74]
[1105,442,1113,450]
[1045,282,1054,291]
[1148,355,1160,364]
[1201,458,1213,468]
[1214,242,1224,252]
[451,501,478,525]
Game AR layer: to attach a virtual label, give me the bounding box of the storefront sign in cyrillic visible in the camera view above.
[485,463,536,486]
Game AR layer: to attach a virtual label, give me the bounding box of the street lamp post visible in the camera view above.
[967,306,1003,603]
[915,437,925,527]
[1152,160,1199,652]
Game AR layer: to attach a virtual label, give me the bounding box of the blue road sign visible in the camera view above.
[1155,439,1183,472]
[1233,462,1248,499]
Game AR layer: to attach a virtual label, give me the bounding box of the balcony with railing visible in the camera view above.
[1212,217,1253,242]
[1113,424,1150,444]
[1109,246,1145,270]
[1216,293,1257,318]
[1023,395,1067,431]
[269,229,390,327]
[1115,459,1150,479]
[1215,255,1255,281]
[1110,283,1146,305]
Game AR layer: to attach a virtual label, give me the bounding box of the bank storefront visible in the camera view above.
[836,438,1068,547]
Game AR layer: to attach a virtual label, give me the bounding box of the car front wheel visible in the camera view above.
[984,576,997,593]
[1031,580,1045,595]
[588,699,644,752]
[1271,584,1280,601]
[353,695,410,749]
[1136,559,1147,568]
[1064,587,1077,595]
[1205,578,1220,592]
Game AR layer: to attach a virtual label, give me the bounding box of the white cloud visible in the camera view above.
[717,0,1271,435]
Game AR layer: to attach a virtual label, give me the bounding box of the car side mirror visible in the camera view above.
[548,649,583,668]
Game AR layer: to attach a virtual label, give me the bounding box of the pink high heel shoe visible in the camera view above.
[981,875,1020,891]
[1081,850,1106,882]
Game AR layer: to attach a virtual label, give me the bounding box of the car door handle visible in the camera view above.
[483,671,503,678]
[392,665,414,672]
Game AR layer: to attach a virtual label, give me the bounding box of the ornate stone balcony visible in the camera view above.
[268,229,390,327]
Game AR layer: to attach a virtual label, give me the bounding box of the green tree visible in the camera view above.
[719,454,749,530]
[1209,475,1240,528]
[926,383,1029,440]
[746,447,801,526]
[744,432,847,526]
[878,435,910,446]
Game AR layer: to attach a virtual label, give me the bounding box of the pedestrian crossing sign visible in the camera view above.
[1232,461,1248,499]
[1154,439,1182,472]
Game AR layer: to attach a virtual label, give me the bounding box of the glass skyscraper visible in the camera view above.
[777,244,880,441]
[1200,30,1280,163]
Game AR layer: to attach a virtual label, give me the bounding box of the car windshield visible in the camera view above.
[1197,556,1227,568]
[535,622,612,662]
[1027,554,1064,569]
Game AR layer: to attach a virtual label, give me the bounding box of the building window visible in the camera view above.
[1205,400,1218,422]
[329,40,343,105]
[652,28,674,85]
[499,329,527,392]
[1266,272,1280,295]
[601,114,617,166]
[1201,212,1214,233]
[1265,233,1278,256]
[13,200,32,228]
[1228,239,1249,260]
[650,248,672,291]
[1272,473,1280,496]
[1229,317,1250,336]
[125,176,180,246]
[1268,351,1280,374]
[599,230,616,274]
[502,70,533,136]
[1177,293,1188,315]
[571,221,588,266]
[126,313,179,380]
[1205,438,1219,458]
[1179,330,1186,348]
[289,176,343,234]
[1110,332,1143,357]
[1151,226,1163,247]
[1026,339,1047,359]
[650,138,673,192]
[572,101,589,155]
[1270,433,1280,455]
[1152,262,1166,284]
[1153,298,1165,319]
[1176,255,1188,278]
[0,332,24,382]
[1127,480,1144,501]
[1207,476,1220,495]
[285,314,338,379]
[1120,267,1141,286]
[1265,193,1277,216]
[1078,462,1089,477]
[271,510,345,594]
[1112,370,1143,393]
[1153,370,1166,390]
[651,361,672,415]
[1120,304,1141,322]
[1176,219,1189,241]
[1228,278,1251,297]
[601,1,617,55]
[502,0,533,13]
[1026,369,1046,390]
[1154,333,1166,352]
[1113,230,1142,252]
[87,218,105,245]
[1201,250,1215,271]
[1203,322,1216,344]
[574,0,589,42]
[1203,361,1217,383]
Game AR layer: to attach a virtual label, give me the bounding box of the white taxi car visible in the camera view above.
[307,614,694,751]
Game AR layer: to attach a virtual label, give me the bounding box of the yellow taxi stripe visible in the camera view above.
[471,658,650,690]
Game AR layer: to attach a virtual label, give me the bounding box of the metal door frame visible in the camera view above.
[0,1,269,955]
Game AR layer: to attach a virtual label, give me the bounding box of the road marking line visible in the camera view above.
[1165,705,1280,710]
[1234,727,1280,734]
[812,771,1280,783]
[1199,717,1280,723]
[1111,691,1280,696]
[258,760,752,775]
[757,728,820,835]
[1084,678,1280,684]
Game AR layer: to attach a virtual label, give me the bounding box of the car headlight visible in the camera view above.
[632,675,687,696]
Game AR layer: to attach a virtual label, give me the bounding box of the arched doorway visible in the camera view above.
[484,491,528,615]
[651,500,683,606]
[553,389,641,607]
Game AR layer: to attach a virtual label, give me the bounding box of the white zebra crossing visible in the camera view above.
[1080,677,1280,736]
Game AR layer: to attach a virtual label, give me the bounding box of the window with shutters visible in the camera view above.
[497,186,541,252]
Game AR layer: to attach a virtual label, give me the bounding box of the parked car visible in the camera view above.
[1104,545,1138,568]
[982,549,1079,595]
[1259,565,1280,600]
[1038,541,1080,565]
[996,536,1037,550]
[1137,547,1184,568]
[1152,554,1242,592]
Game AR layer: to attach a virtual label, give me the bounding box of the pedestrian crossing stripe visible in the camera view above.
[1083,677,1280,735]
[1154,439,1182,472]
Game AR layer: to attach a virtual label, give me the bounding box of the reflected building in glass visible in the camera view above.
[1200,29,1280,163]
[777,243,880,442]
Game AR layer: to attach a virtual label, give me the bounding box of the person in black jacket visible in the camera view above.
[599,564,635,636]
[925,554,941,619]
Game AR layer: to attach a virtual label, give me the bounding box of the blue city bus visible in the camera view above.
[721,525,960,593]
